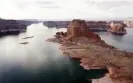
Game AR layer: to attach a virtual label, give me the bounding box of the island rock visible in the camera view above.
[47,19,133,83]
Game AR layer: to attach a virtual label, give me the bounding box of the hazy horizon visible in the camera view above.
[1,17,132,21]
[0,0,133,20]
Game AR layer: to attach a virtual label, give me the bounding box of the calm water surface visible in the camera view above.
[0,23,132,83]
[97,28,133,52]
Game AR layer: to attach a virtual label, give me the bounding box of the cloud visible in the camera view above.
[87,1,132,10]
[34,1,60,8]
[0,0,133,20]
[109,2,133,17]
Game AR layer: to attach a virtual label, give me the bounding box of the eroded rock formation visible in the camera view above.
[55,19,103,42]
[47,19,133,83]
[109,22,126,32]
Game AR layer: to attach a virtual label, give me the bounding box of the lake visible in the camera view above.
[0,23,132,83]
[97,28,133,52]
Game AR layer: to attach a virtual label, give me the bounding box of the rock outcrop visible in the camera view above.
[125,21,133,27]
[108,22,127,35]
[47,19,133,83]
[54,19,103,42]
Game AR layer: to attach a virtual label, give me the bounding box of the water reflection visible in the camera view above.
[0,58,107,83]
[97,28,133,52]
[0,23,107,83]
[110,35,124,42]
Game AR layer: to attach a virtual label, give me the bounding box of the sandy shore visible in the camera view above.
[46,37,133,83]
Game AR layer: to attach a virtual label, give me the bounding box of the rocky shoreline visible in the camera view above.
[46,19,133,83]
[47,37,133,83]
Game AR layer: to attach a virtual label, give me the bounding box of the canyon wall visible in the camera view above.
[0,18,39,34]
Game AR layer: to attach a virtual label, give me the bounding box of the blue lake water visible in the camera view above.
[97,28,133,52]
[0,23,132,83]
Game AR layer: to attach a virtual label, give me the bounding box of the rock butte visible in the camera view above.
[46,19,133,83]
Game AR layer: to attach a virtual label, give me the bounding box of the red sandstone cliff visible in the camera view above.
[47,19,133,83]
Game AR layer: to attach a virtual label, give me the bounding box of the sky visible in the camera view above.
[0,0,133,20]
